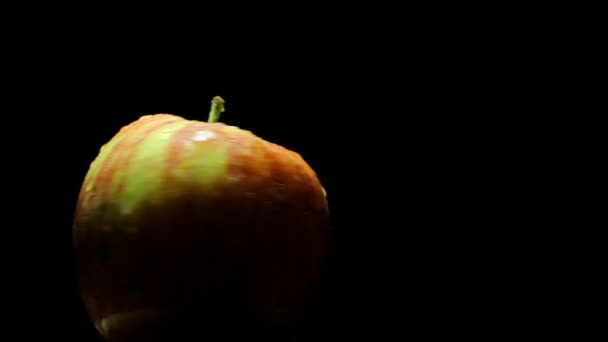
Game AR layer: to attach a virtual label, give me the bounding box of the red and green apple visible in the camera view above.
[72,97,330,340]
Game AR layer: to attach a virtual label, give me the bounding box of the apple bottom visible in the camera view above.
[78,226,326,341]
[78,222,326,341]
[76,160,329,340]
[93,308,232,340]
[93,306,312,341]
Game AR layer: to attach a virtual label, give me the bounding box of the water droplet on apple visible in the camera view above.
[192,130,215,142]
[226,174,241,182]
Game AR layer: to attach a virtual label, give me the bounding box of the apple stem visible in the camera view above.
[208,96,225,123]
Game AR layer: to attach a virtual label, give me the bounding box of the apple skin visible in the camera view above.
[73,113,330,340]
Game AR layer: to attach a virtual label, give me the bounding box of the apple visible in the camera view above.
[72,97,330,341]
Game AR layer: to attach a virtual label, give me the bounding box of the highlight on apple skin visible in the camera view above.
[72,97,331,340]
